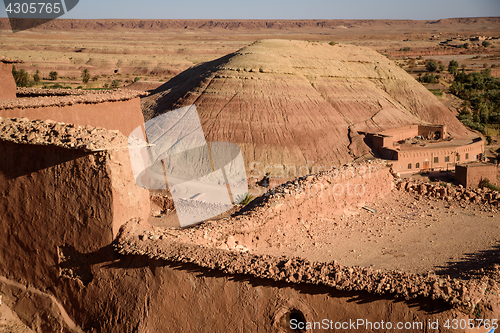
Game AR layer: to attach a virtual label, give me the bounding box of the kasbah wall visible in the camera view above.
[0,70,495,332]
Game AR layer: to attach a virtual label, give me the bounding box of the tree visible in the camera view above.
[479,103,489,124]
[448,60,459,74]
[426,60,438,72]
[49,71,58,81]
[12,65,30,87]
[33,70,40,82]
[91,75,99,82]
[81,69,90,84]
[134,76,140,82]
[16,69,30,87]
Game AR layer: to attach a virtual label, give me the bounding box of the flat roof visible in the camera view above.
[396,138,480,152]
[456,162,495,168]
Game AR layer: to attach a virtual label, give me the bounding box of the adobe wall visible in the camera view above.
[0,118,149,294]
[378,124,419,145]
[9,227,475,333]
[0,62,16,100]
[455,163,498,188]
[418,124,447,140]
[0,97,144,137]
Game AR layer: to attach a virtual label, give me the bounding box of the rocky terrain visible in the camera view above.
[0,116,128,151]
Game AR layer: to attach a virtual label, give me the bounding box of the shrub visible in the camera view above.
[479,178,500,191]
[134,76,140,82]
[419,73,440,84]
[482,40,491,48]
[110,80,120,89]
[49,71,58,80]
[236,192,254,206]
[329,41,337,46]
[426,60,438,72]
[448,60,459,74]
[400,47,411,52]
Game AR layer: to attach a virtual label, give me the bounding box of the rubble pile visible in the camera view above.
[396,180,500,208]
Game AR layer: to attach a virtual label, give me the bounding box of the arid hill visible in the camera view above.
[141,39,472,173]
[1,17,499,32]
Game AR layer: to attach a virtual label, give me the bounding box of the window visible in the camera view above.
[416,163,420,169]
[465,153,469,160]
[434,157,439,163]
[456,154,460,162]
[408,163,412,169]
[445,156,450,162]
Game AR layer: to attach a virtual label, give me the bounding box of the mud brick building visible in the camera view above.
[455,162,498,188]
[365,124,484,174]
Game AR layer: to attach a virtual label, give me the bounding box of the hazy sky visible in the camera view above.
[0,0,499,20]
